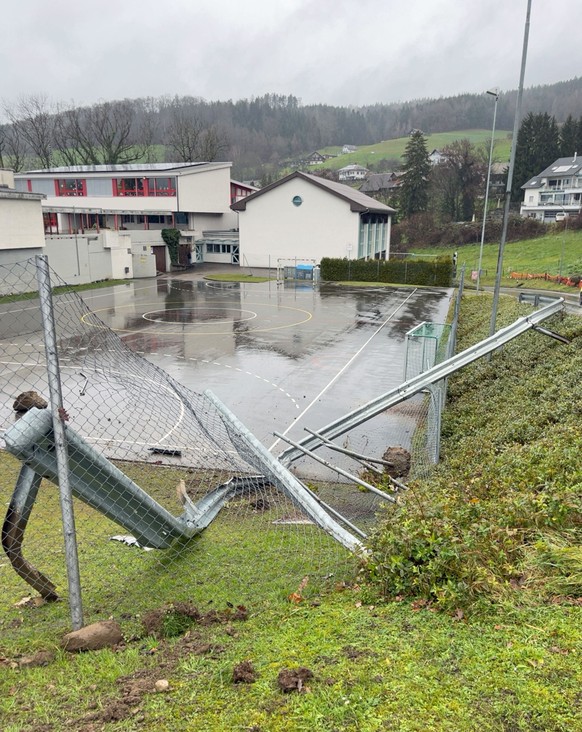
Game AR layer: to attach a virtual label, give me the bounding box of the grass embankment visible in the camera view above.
[367,295,582,613]
[0,298,580,731]
[411,227,582,290]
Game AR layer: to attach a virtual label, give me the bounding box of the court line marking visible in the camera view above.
[79,301,313,335]
[141,307,259,325]
[269,288,419,452]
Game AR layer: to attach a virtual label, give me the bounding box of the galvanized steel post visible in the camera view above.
[35,255,84,629]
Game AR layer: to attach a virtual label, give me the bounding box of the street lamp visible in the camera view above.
[476,88,499,293]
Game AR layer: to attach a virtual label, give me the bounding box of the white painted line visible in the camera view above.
[269,289,418,452]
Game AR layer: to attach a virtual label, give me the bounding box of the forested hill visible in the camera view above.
[2,77,582,178]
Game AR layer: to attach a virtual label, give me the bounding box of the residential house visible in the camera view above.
[230,171,396,268]
[429,149,445,166]
[359,172,402,198]
[342,145,357,154]
[338,164,369,182]
[520,156,582,222]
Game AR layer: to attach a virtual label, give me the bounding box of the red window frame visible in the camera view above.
[43,212,58,233]
[55,179,86,197]
[147,177,176,197]
[113,178,146,197]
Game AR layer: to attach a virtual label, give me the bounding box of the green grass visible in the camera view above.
[315,129,511,171]
[412,228,582,288]
[0,279,131,304]
[1,297,581,731]
[203,273,273,283]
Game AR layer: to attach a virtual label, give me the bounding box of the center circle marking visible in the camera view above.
[141,307,258,325]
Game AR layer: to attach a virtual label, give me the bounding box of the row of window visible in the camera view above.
[53,177,177,197]
[206,243,233,253]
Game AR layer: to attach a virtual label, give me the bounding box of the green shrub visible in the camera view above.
[320,256,454,286]
[364,298,582,610]
[161,228,181,265]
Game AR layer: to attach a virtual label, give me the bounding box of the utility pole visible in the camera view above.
[489,0,533,336]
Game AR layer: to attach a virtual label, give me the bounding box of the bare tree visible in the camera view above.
[165,103,227,162]
[197,126,228,161]
[0,122,27,172]
[4,95,56,168]
[88,100,144,164]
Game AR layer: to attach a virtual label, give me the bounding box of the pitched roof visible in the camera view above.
[230,171,396,214]
[359,173,401,193]
[338,164,369,173]
[522,156,582,189]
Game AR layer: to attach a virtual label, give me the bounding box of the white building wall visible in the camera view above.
[177,165,232,213]
[44,231,133,284]
[0,196,46,253]
[191,212,236,236]
[237,178,360,269]
[131,245,157,278]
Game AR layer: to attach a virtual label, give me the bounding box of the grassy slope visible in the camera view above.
[367,297,582,609]
[412,228,582,287]
[1,298,581,731]
[315,130,512,170]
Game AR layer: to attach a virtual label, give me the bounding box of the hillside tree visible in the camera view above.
[399,130,431,218]
[431,139,486,222]
[512,112,560,201]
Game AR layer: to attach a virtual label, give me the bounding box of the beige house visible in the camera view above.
[231,171,395,269]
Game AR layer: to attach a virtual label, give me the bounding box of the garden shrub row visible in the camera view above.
[320,256,454,287]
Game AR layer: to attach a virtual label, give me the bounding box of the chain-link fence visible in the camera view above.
[1,257,465,647]
[1,257,370,645]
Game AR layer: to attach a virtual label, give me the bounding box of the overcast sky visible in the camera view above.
[2,0,580,111]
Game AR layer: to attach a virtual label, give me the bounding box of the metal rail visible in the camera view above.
[278,298,564,465]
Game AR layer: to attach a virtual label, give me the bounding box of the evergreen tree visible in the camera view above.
[560,115,578,156]
[511,112,560,201]
[399,130,431,218]
[576,115,582,156]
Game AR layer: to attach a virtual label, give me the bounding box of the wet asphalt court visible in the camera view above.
[72,270,453,467]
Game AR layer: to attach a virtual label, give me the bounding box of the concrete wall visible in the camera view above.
[237,177,360,268]
[44,231,133,285]
[0,195,46,253]
[131,244,157,278]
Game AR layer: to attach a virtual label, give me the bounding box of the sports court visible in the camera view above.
[0,268,453,475]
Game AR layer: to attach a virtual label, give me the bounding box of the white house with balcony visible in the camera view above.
[338,164,369,182]
[520,156,582,222]
[231,171,395,269]
[14,162,251,273]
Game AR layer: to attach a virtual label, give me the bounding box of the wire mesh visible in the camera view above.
[0,257,472,646]
[0,258,359,644]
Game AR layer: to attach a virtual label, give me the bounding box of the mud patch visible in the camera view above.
[382,446,411,478]
[277,667,313,693]
[233,660,258,684]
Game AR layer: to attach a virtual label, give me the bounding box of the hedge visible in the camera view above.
[320,256,454,287]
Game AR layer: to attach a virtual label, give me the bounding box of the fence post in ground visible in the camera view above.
[447,266,464,359]
[35,254,84,630]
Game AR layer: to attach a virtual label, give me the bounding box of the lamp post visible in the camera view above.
[476,88,499,293]
[490,0,532,338]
